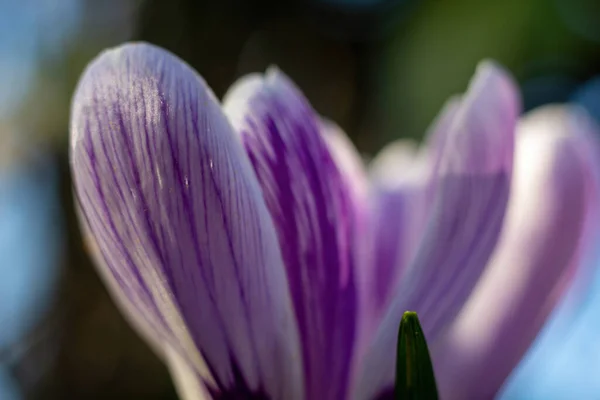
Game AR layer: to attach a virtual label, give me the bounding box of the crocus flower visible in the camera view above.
[70,43,600,400]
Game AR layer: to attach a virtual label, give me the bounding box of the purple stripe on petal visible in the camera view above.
[433,105,600,399]
[223,69,360,400]
[321,119,369,204]
[70,43,303,399]
[354,61,519,400]
[166,346,273,400]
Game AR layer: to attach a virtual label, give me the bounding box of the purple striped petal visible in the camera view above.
[223,69,360,400]
[364,99,460,321]
[354,61,520,400]
[321,119,369,204]
[70,43,303,399]
[432,105,600,399]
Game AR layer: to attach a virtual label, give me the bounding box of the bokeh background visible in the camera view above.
[2,0,600,398]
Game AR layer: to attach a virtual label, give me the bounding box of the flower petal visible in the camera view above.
[364,98,460,320]
[223,69,360,400]
[354,61,519,400]
[365,141,429,320]
[165,347,211,400]
[70,43,303,399]
[433,105,600,399]
[320,118,369,203]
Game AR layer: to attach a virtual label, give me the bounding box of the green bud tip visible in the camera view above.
[395,311,439,400]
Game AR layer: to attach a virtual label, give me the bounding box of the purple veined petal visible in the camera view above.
[432,105,600,400]
[76,206,182,363]
[319,118,373,360]
[223,68,360,400]
[85,221,218,399]
[320,118,369,203]
[319,119,373,367]
[353,60,520,400]
[70,43,304,399]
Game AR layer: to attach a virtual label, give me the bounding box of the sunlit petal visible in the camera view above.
[71,43,303,399]
[434,105,600,399]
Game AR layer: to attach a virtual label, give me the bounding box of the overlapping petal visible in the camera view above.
[433,105,600,399]
[364,98,460,320]
[365,141,430,320]
[223,69,360,400]
[354,61,520,400]
[70,43,303,399]
[321,118,369,204]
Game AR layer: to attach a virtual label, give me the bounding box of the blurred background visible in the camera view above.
[1,0,600,398]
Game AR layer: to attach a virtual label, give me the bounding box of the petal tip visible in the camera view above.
[222,67,301,131]
[71,42,175,146]
[475,59,506,76]
[471,59,521,111]
[369,139,429,189]
[222,73,266,128]
[265,64,283,78]
[438,60,520,176]
[264,67,300,96]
